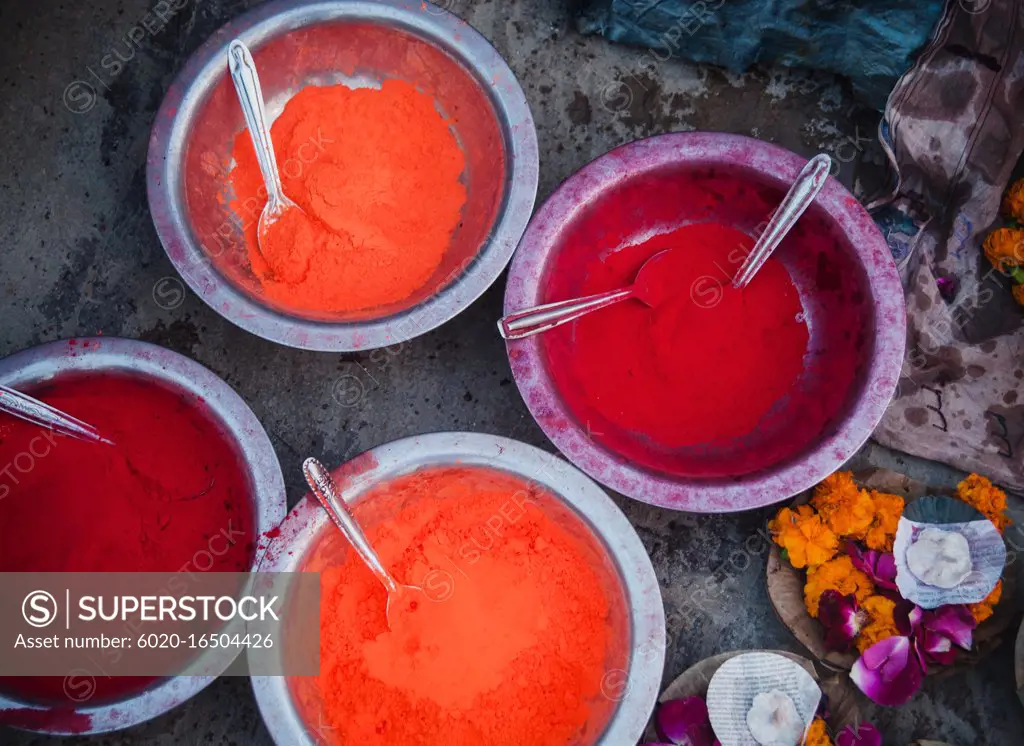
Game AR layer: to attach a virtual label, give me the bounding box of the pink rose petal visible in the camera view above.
[836,722,883,746]
[924,605,976,650]
[848,545,899,590]
[851,636,925,706]
[656,696,715,746]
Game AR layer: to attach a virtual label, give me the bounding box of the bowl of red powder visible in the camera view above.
[0,338,286,735]
[251,432,665,745]
[147,0,538,351]
[505,133,906,513]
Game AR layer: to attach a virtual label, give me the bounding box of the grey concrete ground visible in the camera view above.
[1,0,1021,743]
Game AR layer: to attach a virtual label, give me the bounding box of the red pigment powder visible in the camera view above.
[0,372,255,708]
[545,222,809,465]
[315,466,623,745]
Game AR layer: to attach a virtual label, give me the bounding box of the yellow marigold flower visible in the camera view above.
[855,595,900,654]
[769,505,839,569]
[804,718,833,746]
[983,227,1024,272]
[1003,178,1024,222]
[811,472,874,539]
[956,473,1012,533]
[804,555,875,618]
[969,579,1003,624]
[862,490,905,552]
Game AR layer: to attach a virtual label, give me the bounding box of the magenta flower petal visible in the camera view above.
[924,605,976,650]
[836,722,883,746]
[818,590,863,652]
[919,629,958,665]
[656,696,714,746]
[850,636,925,706]
[847,545,898,590]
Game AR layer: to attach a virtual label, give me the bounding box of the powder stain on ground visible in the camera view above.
[317,467,621,745]
[229,80,467,314]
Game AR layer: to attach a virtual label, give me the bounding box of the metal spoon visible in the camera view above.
[497,153,832,341]
[302,457,429,629]
[0,384,113,445]
[227,39,304,254]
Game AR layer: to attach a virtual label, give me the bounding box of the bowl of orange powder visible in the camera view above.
[147,1,538,351]
[504,133,906,513]
[0,337,286,735]
[250,432,665,745]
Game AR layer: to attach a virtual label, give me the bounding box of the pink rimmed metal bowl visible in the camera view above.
[251,432,665,745]
[147,0,538,351]
[504,133,905,513]
[0,338,286,735]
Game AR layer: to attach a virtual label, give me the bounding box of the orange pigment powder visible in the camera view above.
[229,80,467,313]
[316,466,622,745]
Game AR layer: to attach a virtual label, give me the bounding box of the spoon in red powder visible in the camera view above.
[302,458,429,629]
[499,153,832,340]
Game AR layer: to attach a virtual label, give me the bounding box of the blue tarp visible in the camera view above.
[578,0,945,108]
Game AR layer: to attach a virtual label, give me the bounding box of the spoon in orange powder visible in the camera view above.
[227,39,310,271]
[302,458,428,629]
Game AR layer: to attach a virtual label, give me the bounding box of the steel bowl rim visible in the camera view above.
[0,337,287,735]
[503,132,907,513]
[146,0,539,352]
[250,431,666,745]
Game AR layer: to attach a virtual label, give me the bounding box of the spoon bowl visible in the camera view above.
[302,457,427,630]
[227,39,305,260]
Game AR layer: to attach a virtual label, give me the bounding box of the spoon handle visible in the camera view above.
[302,457,399,594]
[498,288,634,340]
[228,39,287,207]
[732,153,832,289]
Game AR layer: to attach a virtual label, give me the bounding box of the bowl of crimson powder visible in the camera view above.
[251,432,665,746]
[147,0,538,351]
[0,338,286,735]
[504,133,906,513]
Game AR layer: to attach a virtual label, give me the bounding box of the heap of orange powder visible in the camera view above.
[229,80,467,314]
[316,466,623,745]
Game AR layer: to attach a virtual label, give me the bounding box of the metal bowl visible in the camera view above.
[504,133,905,513]
[0,338,286,735]
[251,432,665,745]
[147,0,538,351]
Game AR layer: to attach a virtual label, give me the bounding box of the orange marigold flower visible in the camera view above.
[956,473,1012,533]
[1003,178,1024,222]
[983,227,1024,272]
[804,718,833,746]
[863,490,904,552]
[804,555,875,618]
[1013,283,1024,308]
[969,580,1003,624]
[769,505,839,569]
[811,472,874,539]
[855,595,900,654]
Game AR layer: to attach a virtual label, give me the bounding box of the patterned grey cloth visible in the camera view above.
[871,0,1024,489]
